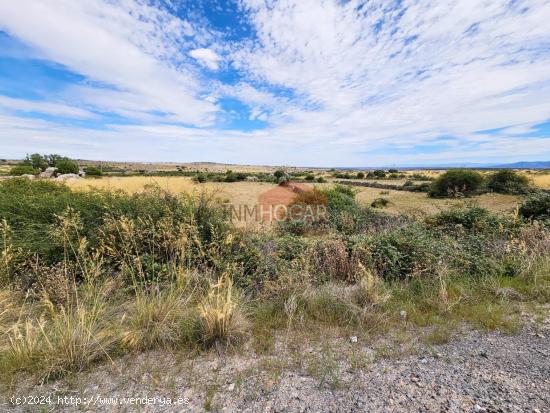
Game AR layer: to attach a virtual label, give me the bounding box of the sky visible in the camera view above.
[0,0,550,167]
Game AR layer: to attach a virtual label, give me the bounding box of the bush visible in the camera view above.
[429,169,484,197]
[487,169,530,194]
[427,206,516,236]
[316,177,326,183]
[83,167,102,176]
[519,193,550,221]
[356,172,365,179]
[0,179,229,264]
[305,174,315,181]
[373,170,386,178]
[366,224,448,280]
[371,198,390,208]
[55,159,79,174]
[322,185,357,212]
[274,169,286,179]
[10,165,39,176]
[290,188,328,208]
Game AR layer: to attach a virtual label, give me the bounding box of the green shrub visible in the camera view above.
[373,170,386,178]
[428,206,500,233]
[366,224,447,280]
[316,177,326,183]
[519,192,550,221]
[0,179,229,265]
[55,159,79,174]
[305,174,315,181]
[9,165,39,176]
[356,172,365,179]
[274,169,286,179]
[429,169,484,197]
[83,167,103,176]
[371,198,390,208]
[487,169,530,194]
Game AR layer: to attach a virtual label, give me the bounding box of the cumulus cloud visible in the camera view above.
[189,48,221,70]
[234,0,550,152]
[0,0,549,165]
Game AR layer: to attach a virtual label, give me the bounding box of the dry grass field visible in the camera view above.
[531,172,550,189]
[66,176,526,217]
[354,186,520,216]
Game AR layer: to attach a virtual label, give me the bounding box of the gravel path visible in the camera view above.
[2,314,549,412]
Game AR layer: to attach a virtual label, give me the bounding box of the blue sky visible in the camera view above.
[0,0,549,166]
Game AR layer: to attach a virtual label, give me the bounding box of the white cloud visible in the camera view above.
[0,0,217,125]
[0,95,95,119]
[233,0,550,158]
[189,48,221,70]
[0,0,550,165]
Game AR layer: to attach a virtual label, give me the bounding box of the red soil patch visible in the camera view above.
[257,182,309,221]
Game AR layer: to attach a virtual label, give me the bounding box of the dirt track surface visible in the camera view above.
[2,313,549,413]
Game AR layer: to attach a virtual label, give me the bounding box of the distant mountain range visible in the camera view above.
[491,161,550,169]
[341,161,550,170]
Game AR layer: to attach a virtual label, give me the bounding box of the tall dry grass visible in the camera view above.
[198,273,247,345]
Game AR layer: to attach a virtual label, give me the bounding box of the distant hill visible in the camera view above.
[491,161,550,169]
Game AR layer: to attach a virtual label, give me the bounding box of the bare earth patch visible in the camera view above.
[2,310,548,413]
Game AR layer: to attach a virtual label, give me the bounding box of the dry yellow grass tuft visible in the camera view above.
[198,273,246,345]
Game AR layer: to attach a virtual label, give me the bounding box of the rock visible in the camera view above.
[78,168,86,177]
[20,174,35,180]
[228,383,235,391]
[400,310,407,321]
[56,173,81,180]
[246,176,259,182]
[39,167,58,178]
[494,287,523,301]
[349,336,358,343]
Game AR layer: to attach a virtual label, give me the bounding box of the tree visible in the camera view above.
[487,169,530,194]
[45,154,64,167]
[373,170,386,178]
[356,172,365,179]
[429,169,484,197]
[25,153,47,171]
[55,159,79,174]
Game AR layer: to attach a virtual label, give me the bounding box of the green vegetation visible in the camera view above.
[487,169,531,194]
[0,178,548,384]
[519,192,550,221]
[9,165,39,176]
[55,159,79,174]
[429,169,484,197]
[83,166,103,176]
[370,197,390,208]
